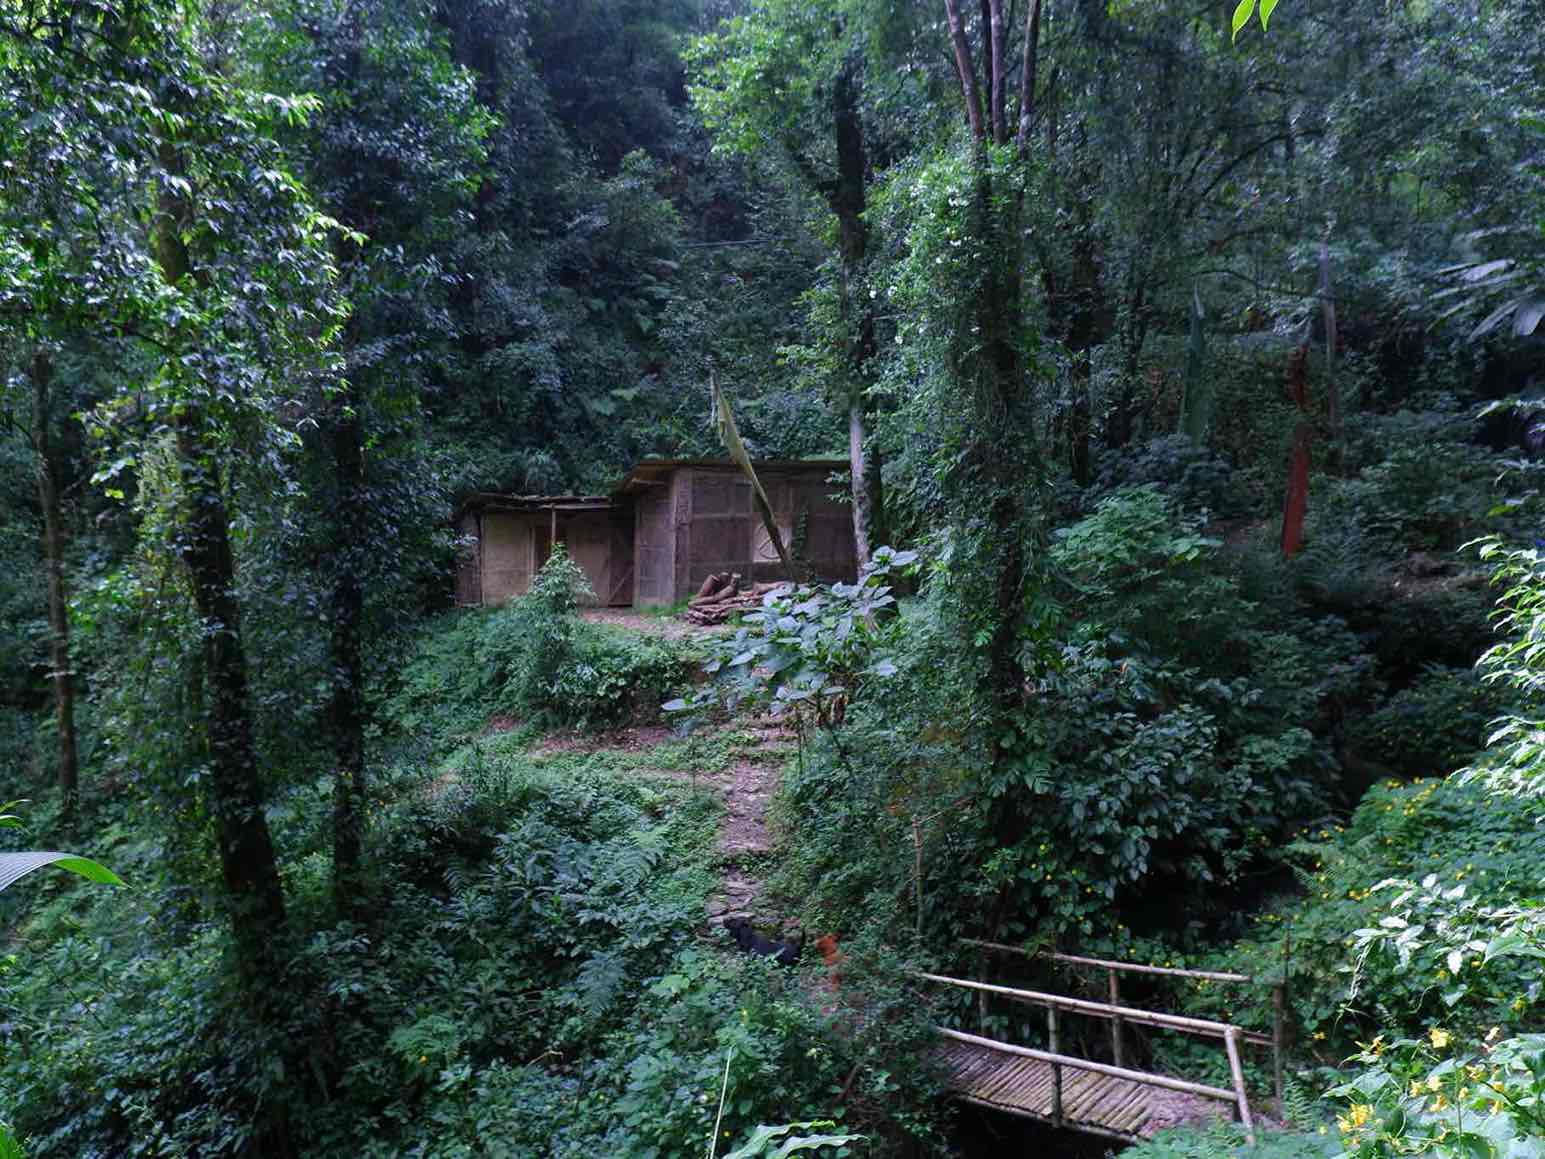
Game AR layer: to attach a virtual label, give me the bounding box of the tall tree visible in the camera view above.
[2,0,343,987]
[689,0,909,562]
[274,0,490,910]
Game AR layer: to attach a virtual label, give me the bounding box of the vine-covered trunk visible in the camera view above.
[175,421,289,966]
[156,139,287,977]
[30,348,78,823]
[1063,140,1107,486]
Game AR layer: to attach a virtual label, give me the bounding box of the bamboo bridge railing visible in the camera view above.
[921,940,1288,1144]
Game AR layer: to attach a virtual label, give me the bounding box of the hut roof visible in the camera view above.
[453,491,614,521]
[457,458,849,517]
[611,457,848,494]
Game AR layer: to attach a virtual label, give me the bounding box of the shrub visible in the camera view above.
[1092,435,1260,521]
[1120,1123,1337,1159]
[1314,408,1508,557]
[1199,777,1545,1055]
[667,546,918,729]
[382,549,695,741]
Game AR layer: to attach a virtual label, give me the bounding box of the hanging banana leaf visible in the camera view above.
[710,370,797,578]
[0,851,124,892]
[1320,239,1340,442]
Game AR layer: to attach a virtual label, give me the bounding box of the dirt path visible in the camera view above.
[579,607,730,643]
[706,718,796,923]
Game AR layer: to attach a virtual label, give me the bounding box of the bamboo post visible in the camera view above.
[1048,1005,1063,1128]
[1108,968,1125,1068]
[912,819,924,937]
[1271,982,1285,1105]
[977,945,989,1033]
[1224,1026,1255,1145]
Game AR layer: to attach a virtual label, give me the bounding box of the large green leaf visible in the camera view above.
[0,851,124,892]
[1230,0,1256,41]
[722,1122,863,1159]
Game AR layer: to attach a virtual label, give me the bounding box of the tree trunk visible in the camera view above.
[1281,424,1312,558]
[848,400,873,564]
[988,0,1008,144]
[30,349,78,824]
[329,391,366,912]
[944,0,985,139]
[831,50,881,567]
[1281,344,1312,557]
[1016,0,1042,154]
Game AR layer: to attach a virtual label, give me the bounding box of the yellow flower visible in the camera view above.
[1427,1074,1443,1092]
[1429,1027,1452,1049]
[1313,1030,1326,1041]
[1409,1080,1425,1098]
[1349,1104,1373,1128]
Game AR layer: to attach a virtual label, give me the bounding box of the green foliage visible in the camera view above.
[720,1120,863,1158]
[1333,446,1504,557]
[3,731,911,1157]
[1093,437,1257,521]
[1467,538,1545,800]
[1209,777,1545,1053]
[1230,0,1282,42]
[496,545,592,720]
[668,547,918,727]
[1346,666,1509,775]
[1326,1032,1545,1158]
[1121,1123,1334,1159]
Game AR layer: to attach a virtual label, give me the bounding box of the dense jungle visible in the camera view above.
[2,0,1543,1155]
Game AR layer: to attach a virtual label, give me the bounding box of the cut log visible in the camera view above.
[681,581,790,625]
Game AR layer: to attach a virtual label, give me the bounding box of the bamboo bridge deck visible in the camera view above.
[923,942,1287,1144]
[937,1034,1157,1139]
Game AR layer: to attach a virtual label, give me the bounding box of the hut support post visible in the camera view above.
[1048,1005,1063,1128]
[1271,982,1285,1104]
[1108,968,1125,1068]
[1224,1026,1254,1145]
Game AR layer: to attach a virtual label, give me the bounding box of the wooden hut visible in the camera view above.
[454,458,855,608]
[453,494,633,607]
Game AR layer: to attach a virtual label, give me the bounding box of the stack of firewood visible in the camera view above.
[682,572,785,625]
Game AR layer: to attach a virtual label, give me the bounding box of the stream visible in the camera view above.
[951,1105,1126,1157]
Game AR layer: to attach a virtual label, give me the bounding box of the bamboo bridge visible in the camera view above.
[924,941,1286,1145]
